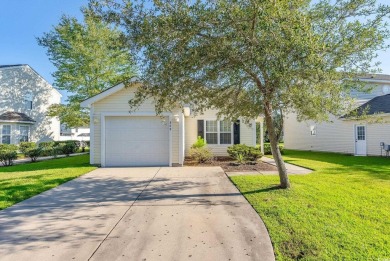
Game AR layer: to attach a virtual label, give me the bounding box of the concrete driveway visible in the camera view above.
[0,167,274,261]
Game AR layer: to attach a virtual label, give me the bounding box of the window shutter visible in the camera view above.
[197,120,204,139]
[233,120,240,144]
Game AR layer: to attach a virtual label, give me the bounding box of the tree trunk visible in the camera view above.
[264,103,291,189]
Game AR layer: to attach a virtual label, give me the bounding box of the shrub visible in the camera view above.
[19,142,36,155]
[227,144,263,162]
[191,136,207,149]
[51,144,64,158]
[189,147,213,163]
[25,148,43,162]
[62,142,77,156]
[263,143,284,155]
[38,141,55,150]
[0,144,18,166]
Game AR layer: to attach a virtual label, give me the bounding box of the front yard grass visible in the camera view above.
[230,150,390,260]
[0,154,96,210]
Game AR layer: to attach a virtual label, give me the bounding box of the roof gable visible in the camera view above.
[80,77,139,107]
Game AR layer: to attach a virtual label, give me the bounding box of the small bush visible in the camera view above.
[51,145,63,158]
[227,144,263,162]
[0,144,18,166]
[263,143,284,155]
[189,147,213,163]
[19,142,36,155]
[62,142,77,156]
[191,136,207,149]
[25,148,43,162]
[38,141,55,150]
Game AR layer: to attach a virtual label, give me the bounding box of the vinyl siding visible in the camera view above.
[284,81,390,156]
[92,84,180,165]
[184,109,257,157]
[284,113,390,156]
[0,65,61,142]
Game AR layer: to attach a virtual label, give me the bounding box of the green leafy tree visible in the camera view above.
[38,7,136,127]
[93,0,389,188]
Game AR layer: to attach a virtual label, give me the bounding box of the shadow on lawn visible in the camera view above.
[242,185,283,195]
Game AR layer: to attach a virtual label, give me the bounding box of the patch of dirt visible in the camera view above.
[185,157,278,172]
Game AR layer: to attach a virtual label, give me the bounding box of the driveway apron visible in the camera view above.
[0,167,274,261]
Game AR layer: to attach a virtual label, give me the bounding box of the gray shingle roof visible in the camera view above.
[0,111,35,123]
[0,64,26,69]
[356,94,390,115]
[359,74,390,81]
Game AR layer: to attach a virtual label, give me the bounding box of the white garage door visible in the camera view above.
[105,116,170,167]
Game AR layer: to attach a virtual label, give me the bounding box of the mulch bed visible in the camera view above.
[185,157,278,172]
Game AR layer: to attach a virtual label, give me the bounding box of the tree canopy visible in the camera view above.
[91,0,390,188]
[38,7,136,127]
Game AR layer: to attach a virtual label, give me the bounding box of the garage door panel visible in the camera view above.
[105,116,170,167]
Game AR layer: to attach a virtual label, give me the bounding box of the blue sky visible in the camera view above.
[1,0,389,103]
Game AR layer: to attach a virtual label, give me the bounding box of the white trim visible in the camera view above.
[179,113,185,165]
[89,105,94,164]
[169,115,173,167]
[0,120,35,124]
[100,112,172,167]
[80,78,139,108]
[252,120,256,146]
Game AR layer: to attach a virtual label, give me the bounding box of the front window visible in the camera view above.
[219,120,232,144]
[2,125,11,144]
[19,125,29,142]
[205,120,218,144]
[205,120,232,145]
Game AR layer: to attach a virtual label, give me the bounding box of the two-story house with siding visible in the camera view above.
[284,74,390,156]
[0,64,61,144]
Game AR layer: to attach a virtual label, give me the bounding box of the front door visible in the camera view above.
[355,125,367,155]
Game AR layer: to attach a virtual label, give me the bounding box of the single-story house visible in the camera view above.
[81,80,264,167]
[284,74,390,156]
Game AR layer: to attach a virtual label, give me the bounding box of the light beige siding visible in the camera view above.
[185,109,256,157]
[284,113,355,154]
[366,116,390,155]
[284,113,390,156]
[92,85,180,165]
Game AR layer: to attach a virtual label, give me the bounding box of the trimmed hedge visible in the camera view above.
[263,143,284,155]
[227,144,263,162]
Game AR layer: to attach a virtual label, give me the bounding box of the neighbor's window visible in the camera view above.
[2,125,11,144]
[205,120,232,145]
[205,120,218,144]
[24,93,33,110]
[19,125,29,142]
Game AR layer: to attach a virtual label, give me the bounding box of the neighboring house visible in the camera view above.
[59,124,90,142]
[81,80,264,167]
[284,74,390,156]
[0,64,61,144]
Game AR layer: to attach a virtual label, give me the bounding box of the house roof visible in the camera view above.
[0,111,36,123]
[0,64,27,69]
[77,133,90,137]
[80,77,139,107]
[355,94,390,115]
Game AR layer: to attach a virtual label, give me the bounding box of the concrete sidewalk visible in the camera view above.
[0,167,275,261]
[227,157,312,176]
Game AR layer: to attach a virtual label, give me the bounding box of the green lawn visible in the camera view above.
[0,154,96,210]
[230,150,390,260]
